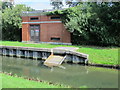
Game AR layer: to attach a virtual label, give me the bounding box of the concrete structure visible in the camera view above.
[21,11,71,45]
[0,46,89,64]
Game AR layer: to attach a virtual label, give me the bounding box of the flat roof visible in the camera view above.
[21,10,54,16]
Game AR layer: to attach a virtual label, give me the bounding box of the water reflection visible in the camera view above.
[1,56,118,88]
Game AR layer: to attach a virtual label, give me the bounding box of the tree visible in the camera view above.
[50,0,63,9]
[48,2,120,46]
[2,4,34,41]
[68,2,120,46]
[2,2,13,9]
[65,0,73,7]
[65,0,82,7]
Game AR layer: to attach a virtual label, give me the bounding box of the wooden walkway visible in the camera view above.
[44,54,66,67]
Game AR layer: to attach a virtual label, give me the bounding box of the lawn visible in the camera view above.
[0,73,2,89]
[77,47,118,65]
[0,41,119,65]
[1,73,65,88]
[0,41,76,48]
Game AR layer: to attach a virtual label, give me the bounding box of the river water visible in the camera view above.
[1,56,118,88]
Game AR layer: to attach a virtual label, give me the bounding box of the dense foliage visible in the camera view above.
[2,2,13,10]
[2,4,34,41]
[47,2,120,46]
[50,0,63,9]
[2,2,120,46]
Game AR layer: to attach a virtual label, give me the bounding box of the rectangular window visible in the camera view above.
[51,17,60,19]
[30,17,39,20]
[51,37,60,41]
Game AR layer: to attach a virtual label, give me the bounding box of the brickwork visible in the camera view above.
[22,15,71,44]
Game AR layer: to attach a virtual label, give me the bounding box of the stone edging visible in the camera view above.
[87,63,120,70]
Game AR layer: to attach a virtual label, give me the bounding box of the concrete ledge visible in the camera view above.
[0,46,88,58]
[0,45,89,64]
[22,41,72,45]
[88,63,120,70]
[1,45,119,69]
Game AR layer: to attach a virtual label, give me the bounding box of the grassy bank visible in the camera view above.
[0,41,75,48]
[77,47,118,65]
[0,41,119,65]
[1,73,66,88]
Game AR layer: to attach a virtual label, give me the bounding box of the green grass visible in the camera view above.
[2,73,65,88]
[77,47,119,65]
[0,41,76,48]
[0,41,119,65]
[0,73,2,89]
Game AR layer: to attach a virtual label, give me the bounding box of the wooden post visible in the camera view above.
[16,50,22,57]
[33,51,38,59]
[42,52,47,60]
[0,48,2,55]
[3,48,8,56]
[25,51,30,58]
[9,49,14,57]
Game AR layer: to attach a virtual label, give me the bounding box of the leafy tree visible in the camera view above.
[2,4,34,41]
[50,0,63,9]
[87,2,120,46]
[2,2,13,9]
[65,0,73,7]
[65,0,82,7]
[47,2,120,46]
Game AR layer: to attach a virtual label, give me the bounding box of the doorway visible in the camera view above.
[30,25,40,42]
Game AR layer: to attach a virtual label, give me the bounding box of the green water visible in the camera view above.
[1,56,118,88]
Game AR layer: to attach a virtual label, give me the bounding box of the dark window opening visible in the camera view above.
[30,17,39,20]
[51,37,60,41]
[51,17,60,19]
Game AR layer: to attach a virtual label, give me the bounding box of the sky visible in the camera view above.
[14,0,68,10]
[9,0,118,10]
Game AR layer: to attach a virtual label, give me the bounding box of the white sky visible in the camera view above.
[14,0,68,10]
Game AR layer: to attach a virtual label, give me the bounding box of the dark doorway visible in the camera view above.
[30,25,40,42]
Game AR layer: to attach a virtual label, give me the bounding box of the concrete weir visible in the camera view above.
[0,46,89,64]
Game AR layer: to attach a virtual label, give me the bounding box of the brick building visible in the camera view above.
[21,11,71,45]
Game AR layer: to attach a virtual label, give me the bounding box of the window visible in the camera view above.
[31,30,34,36]
[51,17,60,19]
[30,17,39,20]
[51,37,60,41]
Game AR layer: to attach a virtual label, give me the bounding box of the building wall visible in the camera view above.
[22,24,30,41]
[22,15,71,44]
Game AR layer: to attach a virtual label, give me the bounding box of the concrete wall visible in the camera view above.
[0,46,89,64]
[22,15,71,44]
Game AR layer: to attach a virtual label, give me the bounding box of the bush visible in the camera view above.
[47,2,120,46]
